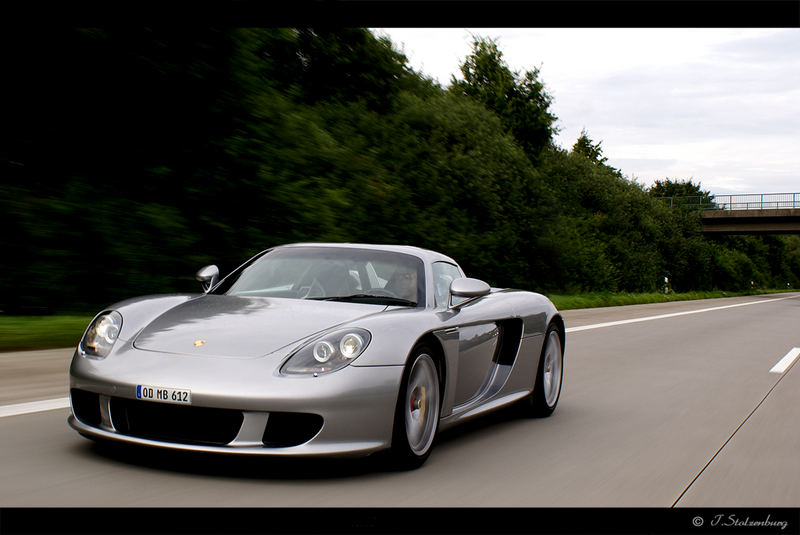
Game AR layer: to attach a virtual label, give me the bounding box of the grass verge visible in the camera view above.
[547,288,795,310]
[0,289,796,351]
[0,315,92,352]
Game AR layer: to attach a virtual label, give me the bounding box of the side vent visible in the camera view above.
[494,319,524,366]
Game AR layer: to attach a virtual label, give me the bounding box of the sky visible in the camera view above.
[370,28,800,196]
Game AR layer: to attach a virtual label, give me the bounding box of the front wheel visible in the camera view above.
[521,324,563,417]
[388,347,440,469]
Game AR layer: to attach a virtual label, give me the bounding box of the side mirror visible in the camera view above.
[196,265,219,293]
[449,277,490,308]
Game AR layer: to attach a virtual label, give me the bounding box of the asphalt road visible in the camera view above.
[2,293,799,506]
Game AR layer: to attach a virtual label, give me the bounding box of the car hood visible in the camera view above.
[132,295,386,359]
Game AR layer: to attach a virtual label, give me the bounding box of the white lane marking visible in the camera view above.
[0,397,70,418]
[565,295,799,333]
[770,347,800,374]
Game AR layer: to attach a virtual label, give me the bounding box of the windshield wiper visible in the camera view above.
[308,294,417,306]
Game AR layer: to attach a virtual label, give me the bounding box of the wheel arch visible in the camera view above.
[549,313,566,355]
[409,332,447,405]
[387,331,446,467]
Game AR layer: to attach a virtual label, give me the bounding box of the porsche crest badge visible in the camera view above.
[194,339,206,348]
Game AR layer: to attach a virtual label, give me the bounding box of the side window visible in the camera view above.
[432,262,463,308]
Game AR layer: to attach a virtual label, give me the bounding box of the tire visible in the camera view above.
[521,323,563,418]
[388,346,441,470]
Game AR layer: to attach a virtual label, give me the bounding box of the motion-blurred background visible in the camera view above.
[2,28,799,315]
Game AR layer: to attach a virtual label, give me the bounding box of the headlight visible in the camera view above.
[282,328,371,375]
[80,311,123,358]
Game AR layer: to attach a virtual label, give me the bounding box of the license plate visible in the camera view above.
[136,385,192,405]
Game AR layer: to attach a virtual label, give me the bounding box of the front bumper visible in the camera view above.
[68,343,405,457]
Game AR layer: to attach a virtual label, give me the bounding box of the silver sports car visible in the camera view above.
[69,243,565,468]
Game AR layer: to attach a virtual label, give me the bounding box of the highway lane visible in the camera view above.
[678,344,800,506]
[0,348,71,406]
[1,293,799,506]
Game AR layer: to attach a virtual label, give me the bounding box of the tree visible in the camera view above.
[571,129,608,164]
[450,37,557,160]
[293,28,416,112]
[649,178,714,206]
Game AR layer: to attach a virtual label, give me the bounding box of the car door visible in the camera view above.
[432,262,501,407]
[452,322,501,406]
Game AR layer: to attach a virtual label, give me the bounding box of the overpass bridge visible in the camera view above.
[659,193,800,234]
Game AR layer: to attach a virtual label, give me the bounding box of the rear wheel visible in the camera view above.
[388,347,440,469]
[521,324,563,417]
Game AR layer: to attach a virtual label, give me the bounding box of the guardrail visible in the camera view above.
[657,193,800,211]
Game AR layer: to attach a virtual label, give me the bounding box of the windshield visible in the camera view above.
[216,247,425,307]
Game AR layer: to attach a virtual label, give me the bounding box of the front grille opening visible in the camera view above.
[70,389,101,427]
[109,397,244,446]
[262,412,323,447]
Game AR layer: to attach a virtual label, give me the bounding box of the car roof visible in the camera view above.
[275,242,459,266]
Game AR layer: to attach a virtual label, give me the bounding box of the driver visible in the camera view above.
[389,268,418,303]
